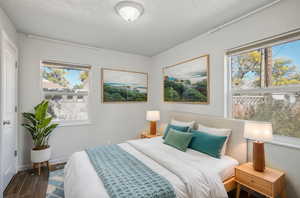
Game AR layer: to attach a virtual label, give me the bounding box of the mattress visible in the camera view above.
[64,137,238,198]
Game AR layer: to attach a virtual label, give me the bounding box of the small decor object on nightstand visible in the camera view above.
[140,133,162,139]
[235,163,286,198]
[244,121,273,172]
[146,111,160,135]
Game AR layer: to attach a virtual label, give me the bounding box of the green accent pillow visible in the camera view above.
[163,124,190,139]
[189,130,227,158]
[164,129,193,152]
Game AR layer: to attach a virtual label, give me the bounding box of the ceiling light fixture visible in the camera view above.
[115,1,144,22]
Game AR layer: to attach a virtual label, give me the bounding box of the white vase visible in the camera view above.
[31,146,51,163]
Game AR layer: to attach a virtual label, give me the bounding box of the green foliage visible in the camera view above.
[194,80,208,96]
[164,78,208,102]
[182,88,206,102]
[234,94,300,138]
[72,71,89,89]
[232,50,300,87]
[165,87,180,101]
[22,100,58,148]
[103,84,147,102]
[73,84,84,89]
[43,67,88,90]
[43,67,69,87]
[80,71,89,82]
[231,50,262,88]
[272,58,300,86]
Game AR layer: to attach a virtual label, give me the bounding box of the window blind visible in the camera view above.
[226,28,300,56]
[41,60,91,70]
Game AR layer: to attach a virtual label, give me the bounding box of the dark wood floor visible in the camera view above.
[4,165,257,198]
[4,164,64,198]
[4,167,49,198]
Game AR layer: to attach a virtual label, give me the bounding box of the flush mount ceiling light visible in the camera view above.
[115,1,144,22]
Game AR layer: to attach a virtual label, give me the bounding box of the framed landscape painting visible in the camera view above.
[102,68,148,103]
[163,55,210,104]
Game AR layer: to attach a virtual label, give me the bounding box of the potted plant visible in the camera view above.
[22,100,58,164]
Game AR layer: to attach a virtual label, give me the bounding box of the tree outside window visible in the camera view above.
[41,62,91,123]
[230,39,300,138]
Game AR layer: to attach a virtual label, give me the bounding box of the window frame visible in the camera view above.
[40,60,92,127]
[226,34,300,148]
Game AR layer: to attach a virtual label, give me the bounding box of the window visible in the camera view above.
[229,38,300,139]
[41,61,91,124]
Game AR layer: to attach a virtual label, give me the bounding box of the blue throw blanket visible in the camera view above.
[85,145,176,198]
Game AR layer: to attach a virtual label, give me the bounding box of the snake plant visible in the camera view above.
[22,100,58,149]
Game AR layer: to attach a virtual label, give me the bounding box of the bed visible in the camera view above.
[64,111,247,198]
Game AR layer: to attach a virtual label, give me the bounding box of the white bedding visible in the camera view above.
[64,137,238,198]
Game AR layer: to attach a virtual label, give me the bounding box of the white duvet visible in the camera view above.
[65,137,237,198]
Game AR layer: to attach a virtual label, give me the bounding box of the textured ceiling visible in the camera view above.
[0,0,276,56]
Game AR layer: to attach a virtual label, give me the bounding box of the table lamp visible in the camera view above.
[244,121,273,172]
[146,111,160,135]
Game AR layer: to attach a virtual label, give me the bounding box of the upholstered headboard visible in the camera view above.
[166,111,247,164]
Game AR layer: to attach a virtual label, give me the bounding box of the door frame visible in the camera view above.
[0,30,18,197]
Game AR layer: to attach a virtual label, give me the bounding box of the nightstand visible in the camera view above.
[235,163,286,198]
[140,132,162,139]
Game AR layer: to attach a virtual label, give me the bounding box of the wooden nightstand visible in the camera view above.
[140,132,162,139]
[235,163,286,198]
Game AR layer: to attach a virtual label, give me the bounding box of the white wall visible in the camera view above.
[18,33,153,168]
[0,7,17,45]
[151,0,300,197]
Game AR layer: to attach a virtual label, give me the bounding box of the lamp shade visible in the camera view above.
[244,121,273,142]
[146,111,160,121]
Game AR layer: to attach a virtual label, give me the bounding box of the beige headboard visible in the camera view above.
[166,111,247,164]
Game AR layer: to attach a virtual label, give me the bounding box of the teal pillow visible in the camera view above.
[189,130,227,158]
[162,124,189,139]
[164,129,193,152]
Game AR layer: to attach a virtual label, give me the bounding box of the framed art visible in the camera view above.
[101,68,148,103]
[163,55,210,104]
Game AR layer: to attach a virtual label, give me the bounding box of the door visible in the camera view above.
[0,32,18,195]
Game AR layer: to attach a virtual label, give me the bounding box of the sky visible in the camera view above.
[164,56,208,83]
[103,70,147,87]
[65,69,82,87]
[43,67,84,88]
[272,39,300,70]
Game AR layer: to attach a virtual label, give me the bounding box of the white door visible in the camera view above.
[0,32,18,195]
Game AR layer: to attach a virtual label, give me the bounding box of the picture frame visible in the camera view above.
[162,55,210,104]
[101,68,148,103]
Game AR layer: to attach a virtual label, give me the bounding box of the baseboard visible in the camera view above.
[18,155,69,171]
[18,163,32,171]
[49,155,69,165]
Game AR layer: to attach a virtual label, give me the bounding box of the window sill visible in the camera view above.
[266,135,300,150]
[54,120,92,127]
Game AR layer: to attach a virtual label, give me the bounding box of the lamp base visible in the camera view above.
[253,141,265,172]
[149,121,157,135]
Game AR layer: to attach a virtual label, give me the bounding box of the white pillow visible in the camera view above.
[197,123,231,156]
[171,119,195,129]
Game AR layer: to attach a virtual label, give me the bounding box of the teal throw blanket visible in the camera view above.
[85,145,176,198]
